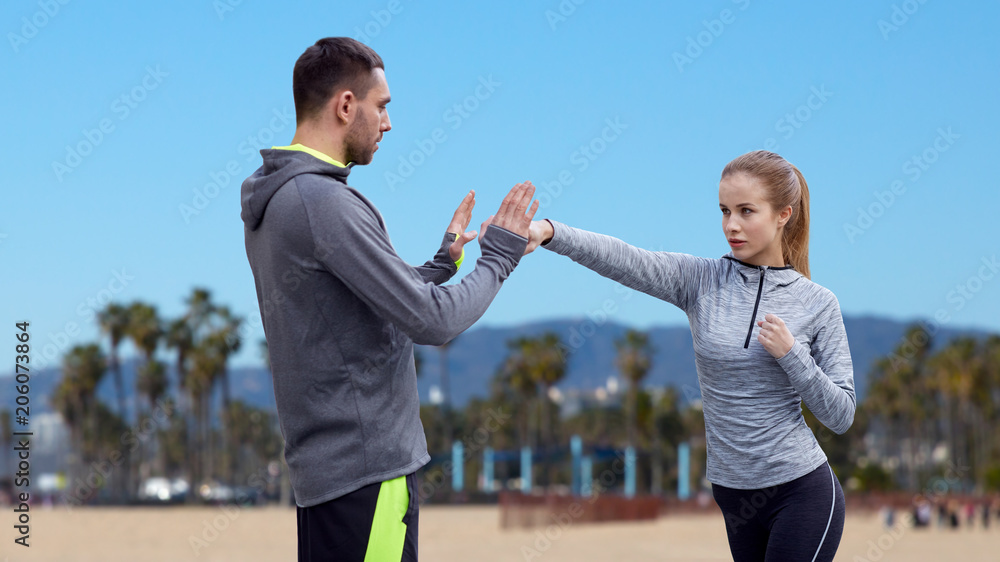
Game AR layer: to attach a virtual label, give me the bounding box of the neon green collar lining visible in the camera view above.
[272,143,348,168]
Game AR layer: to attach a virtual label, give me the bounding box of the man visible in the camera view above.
[240,37,537,561]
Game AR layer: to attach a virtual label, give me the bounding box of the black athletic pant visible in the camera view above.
[711,461,845,562]
[297,471,419,561]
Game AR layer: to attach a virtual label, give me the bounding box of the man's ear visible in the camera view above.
[327,89,355,125]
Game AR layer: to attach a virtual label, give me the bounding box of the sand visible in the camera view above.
[2,504,997,561]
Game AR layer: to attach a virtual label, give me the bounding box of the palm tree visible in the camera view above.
[52,374,84,483]
[981,335,1000,481]
[97,303,130,420]
[180,295,243,490]
[530,332,566,487]
[862,324,938,490]
[495,338,538,492]
[97,302,131,501]
[615,330,654,450]
[928,337,967,473]
[931,336,984,485]
[650,386,686,494]
[226,400,283,488]
[126,301,167,486]
[866,353,909,488]
[210,305,244,486]
[188,337,221,489]
[166,288,226,497]
[896,325,934,489]
[497,333,566,487]
[186,288,215,333]
[127,302,163,366]
[53,344,107,497]
[166,317,194,400]
[966,337,996,486]
[498,338,540,449]
[165,315,195,495]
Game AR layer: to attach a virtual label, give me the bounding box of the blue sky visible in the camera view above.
[2,0,998,371]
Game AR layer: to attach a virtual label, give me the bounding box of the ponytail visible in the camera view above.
[785,165,810,280]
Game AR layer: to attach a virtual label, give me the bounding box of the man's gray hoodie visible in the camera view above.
[241,149,526,507]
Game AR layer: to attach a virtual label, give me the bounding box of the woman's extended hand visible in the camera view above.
[524,219,554,255]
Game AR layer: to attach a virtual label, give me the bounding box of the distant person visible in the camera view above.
[915,498,932,528]
[524,150,854,561]
[880,505,895,529]
[241,37,538,561]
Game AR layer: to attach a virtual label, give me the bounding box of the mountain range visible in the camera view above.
[2,314,992,423]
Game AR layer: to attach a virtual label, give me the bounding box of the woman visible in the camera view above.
[525,150,854,561]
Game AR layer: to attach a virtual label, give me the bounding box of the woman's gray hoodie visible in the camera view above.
[542,220,855,489]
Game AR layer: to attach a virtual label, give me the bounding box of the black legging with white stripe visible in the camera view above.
[711,461,845,562]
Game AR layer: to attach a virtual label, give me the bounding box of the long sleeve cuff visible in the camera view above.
[776,339,813,382]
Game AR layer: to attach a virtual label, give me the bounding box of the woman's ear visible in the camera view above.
[778,205,793,228]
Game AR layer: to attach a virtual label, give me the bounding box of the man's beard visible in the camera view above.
[344,111,376,166]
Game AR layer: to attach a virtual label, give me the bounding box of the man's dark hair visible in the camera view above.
[292,37,384,124]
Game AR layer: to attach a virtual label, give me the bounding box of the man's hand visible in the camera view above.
[480,182,539,244]
[524,219,554,255]
[447,190,478,262]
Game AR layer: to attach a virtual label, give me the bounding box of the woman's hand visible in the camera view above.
[757,313,795,359]
[524,219,554,255]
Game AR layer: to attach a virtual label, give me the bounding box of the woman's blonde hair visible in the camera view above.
[721,150,811,279]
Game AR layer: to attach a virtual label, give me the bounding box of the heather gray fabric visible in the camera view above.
[542,220,856,489]
[241,148,527,507]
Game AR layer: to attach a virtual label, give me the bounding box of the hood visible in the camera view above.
[721,251,803,287]
[241,149,353,231]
